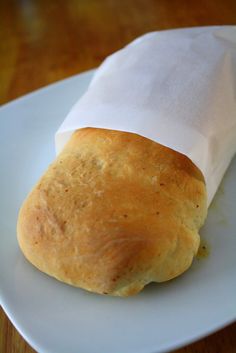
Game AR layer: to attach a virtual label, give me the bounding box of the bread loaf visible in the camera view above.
[17,128,207,296]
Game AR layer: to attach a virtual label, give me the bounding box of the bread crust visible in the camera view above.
[17,128,207,296]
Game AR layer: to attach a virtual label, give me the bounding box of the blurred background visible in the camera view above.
[0,1,236,352]
[1,0,236,105]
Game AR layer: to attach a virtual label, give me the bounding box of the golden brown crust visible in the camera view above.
[17,128,207,296]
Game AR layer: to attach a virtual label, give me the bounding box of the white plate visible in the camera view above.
[0,70,235,353]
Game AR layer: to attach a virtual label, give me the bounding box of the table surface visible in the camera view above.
[0,1,236,352]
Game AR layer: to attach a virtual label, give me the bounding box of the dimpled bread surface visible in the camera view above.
[17,128,207,296]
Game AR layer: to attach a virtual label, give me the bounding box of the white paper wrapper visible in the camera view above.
[55,26,236,206]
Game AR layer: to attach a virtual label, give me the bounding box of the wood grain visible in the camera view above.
[0,0,235,352]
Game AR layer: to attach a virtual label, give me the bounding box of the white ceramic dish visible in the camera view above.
[0,70,235,353]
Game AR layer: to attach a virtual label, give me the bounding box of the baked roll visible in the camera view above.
[17,128,207,296]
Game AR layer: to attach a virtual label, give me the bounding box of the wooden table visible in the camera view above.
[0,1,235,352]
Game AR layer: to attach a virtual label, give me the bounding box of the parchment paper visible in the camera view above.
[55,26,236,206]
